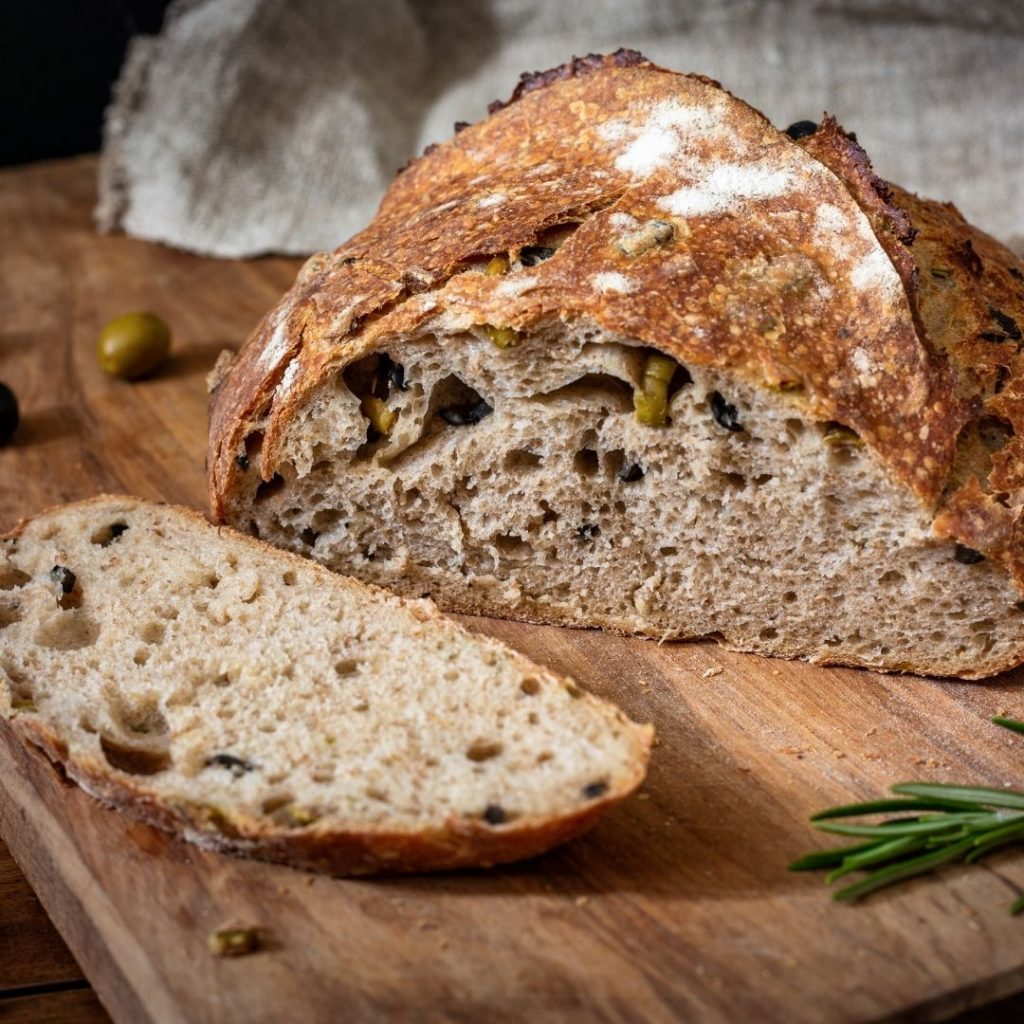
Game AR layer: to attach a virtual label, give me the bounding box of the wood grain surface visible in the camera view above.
[2,156,1024,1024]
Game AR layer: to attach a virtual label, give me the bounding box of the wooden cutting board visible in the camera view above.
[2,156,1024,1024]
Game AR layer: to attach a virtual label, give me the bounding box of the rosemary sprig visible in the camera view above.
[790,717,1024,914]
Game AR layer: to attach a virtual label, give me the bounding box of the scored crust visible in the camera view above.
[207,50,1024,596]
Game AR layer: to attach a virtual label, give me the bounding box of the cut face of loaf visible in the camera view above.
[209,52,1024,679]
[0,497,651,875]
[225,328,1024,679]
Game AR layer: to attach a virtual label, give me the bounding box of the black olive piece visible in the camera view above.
[618,463,644,483]
[236,454,250,472]
[453,120,471,134]
[440,400,493,426]
[710,391,744,432]
[376,353,408,394]
[207,753,256,778]
[576,523,599,541]
[1009,267,1023,282]
[784,120,818,140]
[0,382,18,446]
[483,803,507,825]
[519,246,556,266]
[954,544,985,565]
[50,566,76,594]
[989,307,1022,342]
[582,781,609,800]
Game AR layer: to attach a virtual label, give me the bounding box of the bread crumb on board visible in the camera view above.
[701,667,723,679]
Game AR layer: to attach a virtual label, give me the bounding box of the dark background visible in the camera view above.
[1,1,172,166]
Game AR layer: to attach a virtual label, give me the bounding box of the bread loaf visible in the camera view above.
[208,51,1024,679]
[0,496,651,874]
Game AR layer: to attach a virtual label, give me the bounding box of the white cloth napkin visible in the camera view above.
[97,0,1024,258]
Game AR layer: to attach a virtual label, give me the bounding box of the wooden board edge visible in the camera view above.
[0,725,182,1024]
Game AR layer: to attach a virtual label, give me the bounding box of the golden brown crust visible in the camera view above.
[208,52,1024,594]
[10,713,639,875]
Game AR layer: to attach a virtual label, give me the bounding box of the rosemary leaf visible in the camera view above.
[810,796,988,821]
[832,837,978,903]
[815,814,996,838]
[993,717,1024,737]
[892,782,1024,812]
[788,840,880,872]
[964,821,1024,864]
[825,836,928,884]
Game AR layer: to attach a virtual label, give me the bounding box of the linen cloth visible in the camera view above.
[97,0,1024,257]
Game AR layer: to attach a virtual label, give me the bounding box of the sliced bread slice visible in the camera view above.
[0,496,651,875]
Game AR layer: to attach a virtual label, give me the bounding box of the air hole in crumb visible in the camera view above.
[255,474,285,502]
[520,676,541,695]
[466,740,504,762]
[301,527,319,548]
[334,659,362,677]
[759,626,778,640]
[0,604,23,629]
[783,591,797,603]
[99,735,170,775]
[133,648,151,666]
[90,522,129,547]
[879,570,904,585]
[539,501,559,525]
[494,533,530,556]
[258,722,277,734]
[282,570,297,586]
[140,622,166,645]
[504,449,543,471]
[613,500,626,514]
[0,564,31,590]
[659,546,678,557]
[573,448,600,477]
[34,612,100,651]
[261,793,294,815]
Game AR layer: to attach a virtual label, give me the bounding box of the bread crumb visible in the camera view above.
[779,745,807,758]
[575,896,590,907]
[702,667,722,678]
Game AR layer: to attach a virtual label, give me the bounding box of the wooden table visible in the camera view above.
[3,155,1024,1023]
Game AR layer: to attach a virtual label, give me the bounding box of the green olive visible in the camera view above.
[634,353,677,427]
[361,395,396,435]
[97,312,171,379]
[484,324,519,349]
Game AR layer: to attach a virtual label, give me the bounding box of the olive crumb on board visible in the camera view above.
[208,926,262,958]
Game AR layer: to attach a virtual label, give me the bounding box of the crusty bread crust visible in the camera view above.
[207,51,1024,631]
[1,496,652,875]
